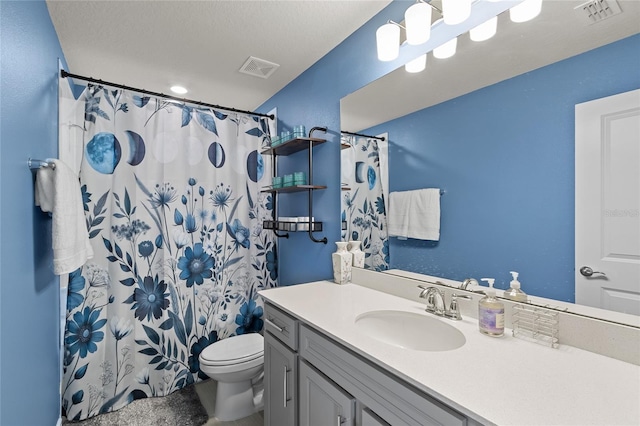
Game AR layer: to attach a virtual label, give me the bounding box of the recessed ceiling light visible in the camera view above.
[170,85,188,95]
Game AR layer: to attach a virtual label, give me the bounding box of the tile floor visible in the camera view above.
[195,380,264,426]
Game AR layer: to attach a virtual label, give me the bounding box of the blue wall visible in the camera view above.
[0,1,67,424]
[363,34,640,302]
[257,0,452,285]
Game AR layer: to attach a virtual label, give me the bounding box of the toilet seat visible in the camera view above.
[200,333,264,367]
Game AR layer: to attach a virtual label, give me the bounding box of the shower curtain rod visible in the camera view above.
[60,70,275,120]
[341,130,385,141]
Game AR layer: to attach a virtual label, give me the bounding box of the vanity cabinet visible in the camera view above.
[261,127,328,244]
[264,302,471,426]
[299,324,467,426]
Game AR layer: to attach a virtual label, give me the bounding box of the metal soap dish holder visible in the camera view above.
[512,304,560,349]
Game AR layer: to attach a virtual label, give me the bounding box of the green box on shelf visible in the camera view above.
[293,171,307,185]
[272,176,283,189]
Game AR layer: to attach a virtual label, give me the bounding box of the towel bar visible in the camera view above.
[28,158,56,171]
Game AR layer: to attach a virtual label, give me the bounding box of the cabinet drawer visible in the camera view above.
[299,324,467,426]
[264,303,298,350]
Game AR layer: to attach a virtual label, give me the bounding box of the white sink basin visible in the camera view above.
[355,310,466,352]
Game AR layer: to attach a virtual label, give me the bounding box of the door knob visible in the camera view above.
[580,266,606,277]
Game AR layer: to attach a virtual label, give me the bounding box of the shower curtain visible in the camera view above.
[61,84,277,421]
[341,133,389,271]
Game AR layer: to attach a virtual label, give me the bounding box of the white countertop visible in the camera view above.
[260,281,640,426]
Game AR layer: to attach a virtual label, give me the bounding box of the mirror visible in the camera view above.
[340,1,640,325]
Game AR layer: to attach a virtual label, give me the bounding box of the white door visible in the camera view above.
[575,89,640,315]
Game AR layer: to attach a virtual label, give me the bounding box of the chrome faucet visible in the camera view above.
[418,286,472,320]
[460,278,485,295]
[460,278,478,290]
[418,285,446,316]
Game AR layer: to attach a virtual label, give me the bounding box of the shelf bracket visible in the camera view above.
[307,186,327,244]
[308,126,327,138]
[273,229,289,239]
[307,228,327,244]
[307,127,327,244]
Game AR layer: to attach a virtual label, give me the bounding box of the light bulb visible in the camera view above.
[170,85,188,95]
[510,0,543,23]
[442,0,472,25]
[405,54,427,73]
[470,16,498,42]
[376,23,400,61]
[405,2,432,46]
[433,37,457,59]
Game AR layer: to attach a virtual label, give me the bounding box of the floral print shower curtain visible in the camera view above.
[341,134,389,271]
[61,85,277,421]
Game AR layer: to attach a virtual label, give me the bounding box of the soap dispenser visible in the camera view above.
[503,271,528,302]
[478,278,505,337]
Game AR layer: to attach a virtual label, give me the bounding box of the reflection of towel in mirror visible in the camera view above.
[35,159,93,275]
[388,188,440,241]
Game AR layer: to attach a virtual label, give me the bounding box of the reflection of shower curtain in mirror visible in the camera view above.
[341,133,389,271]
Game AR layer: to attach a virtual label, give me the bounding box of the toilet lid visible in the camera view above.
[200,333,264,365]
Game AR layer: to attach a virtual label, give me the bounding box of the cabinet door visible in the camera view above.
[265,332,297,426]
[299,360,355,426]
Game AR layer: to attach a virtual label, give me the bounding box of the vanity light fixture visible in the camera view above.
[510,0,543,22]
[470,15,498,41]
[378,0,542,72]
[405,54,427,73]
[405,2,433,46]
[170,85,188,95]
[376,21,401,61]
[442,0,472,25]
[433,37,457,59]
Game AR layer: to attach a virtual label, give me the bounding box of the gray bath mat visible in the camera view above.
[63,385,209,426]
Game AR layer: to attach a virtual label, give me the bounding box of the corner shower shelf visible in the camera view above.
[261,127,328,244]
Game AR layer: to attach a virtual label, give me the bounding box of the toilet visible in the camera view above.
[199,333,265,421]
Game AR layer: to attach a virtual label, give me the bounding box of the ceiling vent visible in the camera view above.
[575,0,622,25]
[239,56,280,79]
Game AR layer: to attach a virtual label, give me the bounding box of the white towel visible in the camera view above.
[35,159,93,275]
[388,188,440,241]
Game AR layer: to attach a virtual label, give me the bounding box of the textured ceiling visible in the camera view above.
[46,0,392,111]
[341,0,640,132]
